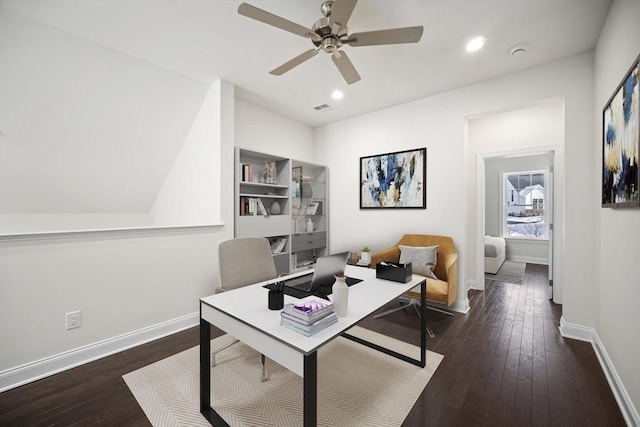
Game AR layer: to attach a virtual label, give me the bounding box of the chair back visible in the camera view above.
[218,238,278,291]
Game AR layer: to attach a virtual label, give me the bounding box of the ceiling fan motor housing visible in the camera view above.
[312,16,348,52]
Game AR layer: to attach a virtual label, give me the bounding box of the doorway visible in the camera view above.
[466,98,564,303]
[478,151,555,299]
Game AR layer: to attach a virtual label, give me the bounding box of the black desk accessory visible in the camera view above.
[268,282,285,310]
[376,261,412,283]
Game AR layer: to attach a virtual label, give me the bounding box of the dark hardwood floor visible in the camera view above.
[0,264,626,426]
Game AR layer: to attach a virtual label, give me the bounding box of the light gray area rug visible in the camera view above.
[123,326,443,427]
[485,260,526,284]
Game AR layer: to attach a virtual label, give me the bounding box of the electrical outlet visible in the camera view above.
[66,311,81,330]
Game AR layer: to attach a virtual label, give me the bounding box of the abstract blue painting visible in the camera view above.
[360,148,426,209]
[602,54,639,208]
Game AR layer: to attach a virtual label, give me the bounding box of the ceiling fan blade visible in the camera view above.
[329,0,358,32]
[331,51,361,85]
[346,26,424,47]
[238,2,316,39]
[270,47,322,76]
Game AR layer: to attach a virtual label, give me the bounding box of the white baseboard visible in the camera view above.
[0,312,199,393]
[558,316,594,342]
[559,316,639,427]
[508,255,548,265]
[450,298,470,314]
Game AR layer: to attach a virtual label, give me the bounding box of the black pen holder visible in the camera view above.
[268,289,284,310]
[376,261,413,283]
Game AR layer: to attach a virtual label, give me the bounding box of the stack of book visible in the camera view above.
[280,296,337,336]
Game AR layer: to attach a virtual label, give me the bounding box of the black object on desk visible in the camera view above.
[376,261,412,283]
[268,282,285,310]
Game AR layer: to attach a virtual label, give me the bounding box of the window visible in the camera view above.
[503,171,548,239]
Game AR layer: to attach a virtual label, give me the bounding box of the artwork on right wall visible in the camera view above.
[602,53,639,208]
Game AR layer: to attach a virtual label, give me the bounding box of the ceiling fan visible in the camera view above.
[238,0,424,85]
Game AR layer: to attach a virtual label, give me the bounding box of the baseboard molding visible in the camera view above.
[0,312,199,393]
[450,298,470,314]
[559,316,639,427]
[592,331,640,427]
[558,316,594,342]
[508,255,549,265]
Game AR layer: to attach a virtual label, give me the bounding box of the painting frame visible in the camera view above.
[360,147,426,209]
[602,53,640,208]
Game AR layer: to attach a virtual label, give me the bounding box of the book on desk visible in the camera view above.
[280,296,337,336]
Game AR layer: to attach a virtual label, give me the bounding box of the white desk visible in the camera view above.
[199,265,427,427]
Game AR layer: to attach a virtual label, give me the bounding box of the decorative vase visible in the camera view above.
[270,201,281,215]
[360,251,371,264]
[333,275,349,317]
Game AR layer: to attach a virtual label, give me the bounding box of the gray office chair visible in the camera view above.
[213,237,278,381]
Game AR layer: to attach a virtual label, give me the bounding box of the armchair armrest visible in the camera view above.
[443,252,458,305]
[370,246,401,268]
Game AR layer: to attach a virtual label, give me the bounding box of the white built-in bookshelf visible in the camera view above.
[235,148,328,274]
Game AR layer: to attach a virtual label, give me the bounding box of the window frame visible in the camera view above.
[502,170,549,240]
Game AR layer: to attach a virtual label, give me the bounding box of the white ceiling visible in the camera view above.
[0,0,613,222]
[1,0,612,127]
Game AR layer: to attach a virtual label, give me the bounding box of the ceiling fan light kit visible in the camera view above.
[238,0,424,85]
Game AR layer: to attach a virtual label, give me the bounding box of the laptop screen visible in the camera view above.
[266,252,361,298]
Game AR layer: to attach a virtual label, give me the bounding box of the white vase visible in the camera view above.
[360,251,371,264]
[270,201,280,215]
[333,275,349,317]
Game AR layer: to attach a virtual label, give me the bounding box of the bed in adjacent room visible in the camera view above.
[484,235,506,274]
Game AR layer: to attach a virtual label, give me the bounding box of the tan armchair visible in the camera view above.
[371,234,458,336]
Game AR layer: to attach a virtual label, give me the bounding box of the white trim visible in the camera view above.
[449,298,470,314]
[558,316,594,342]
[559,316,639,427]
[508,255,549,265]
[0,312,199,392]
[0,224,224,242]
[592,332,640,427]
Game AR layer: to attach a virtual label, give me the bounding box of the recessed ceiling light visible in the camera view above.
[466,36,486,52]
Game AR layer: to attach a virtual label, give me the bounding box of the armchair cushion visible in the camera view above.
[398,245,439,280]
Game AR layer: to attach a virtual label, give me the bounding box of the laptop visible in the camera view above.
[268,252,362,298]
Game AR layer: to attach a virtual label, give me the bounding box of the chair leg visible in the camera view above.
[373,300,412,319]
[261,354,268,382]
[374,298,436,337]
[426,305,455,316]
[211,338,240,367]
[411,301,435,338]
[212,340,269,382]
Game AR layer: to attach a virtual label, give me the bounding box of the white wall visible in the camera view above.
[0,85,315,390]
[594,0,640,419]
[0,9,212,234]
[151,81,222,226]
[234,99,315,162]
[315,54,593,316]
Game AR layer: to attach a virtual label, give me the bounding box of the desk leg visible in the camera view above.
[420,279,427,367]
[342,279,427,368]
[199,317,230,426]
[303,352,317,427]
[200,317,210,413]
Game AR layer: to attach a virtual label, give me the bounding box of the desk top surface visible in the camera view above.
[200,265,425,354]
